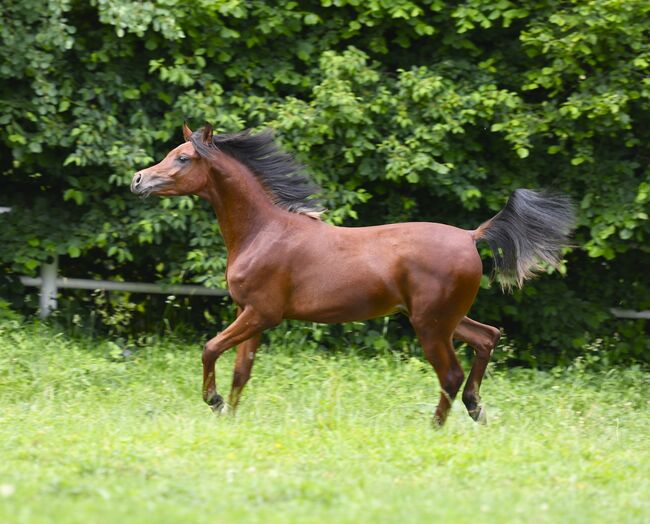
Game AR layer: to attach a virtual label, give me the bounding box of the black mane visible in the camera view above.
[190,128,324,218]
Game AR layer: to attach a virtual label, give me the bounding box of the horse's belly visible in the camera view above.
[283,269,403,323]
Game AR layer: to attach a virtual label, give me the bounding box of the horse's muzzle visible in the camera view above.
[131,172,144,194]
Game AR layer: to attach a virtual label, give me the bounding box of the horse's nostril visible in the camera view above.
[134,173,142,186]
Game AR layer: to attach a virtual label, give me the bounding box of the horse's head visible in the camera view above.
[131,124,212,198]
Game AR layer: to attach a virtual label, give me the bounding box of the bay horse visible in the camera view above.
[131,124,575,426]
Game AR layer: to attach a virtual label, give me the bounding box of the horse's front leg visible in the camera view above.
[202,306,274,412]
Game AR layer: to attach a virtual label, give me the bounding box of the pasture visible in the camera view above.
[0,321,648,524]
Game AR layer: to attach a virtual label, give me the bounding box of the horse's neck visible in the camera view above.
[203,156,284,253]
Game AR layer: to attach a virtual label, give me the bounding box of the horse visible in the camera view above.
[131,123,575,426]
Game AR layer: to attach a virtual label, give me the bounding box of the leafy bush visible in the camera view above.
[1,0,648,363]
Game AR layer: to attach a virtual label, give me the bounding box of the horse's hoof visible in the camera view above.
[432,413,446,429]
[206,393,224,411]
[470,406,487,425]
[213,402,231,416]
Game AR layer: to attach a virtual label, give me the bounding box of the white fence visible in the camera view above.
[609,308,650,320]
[19,255,228,319]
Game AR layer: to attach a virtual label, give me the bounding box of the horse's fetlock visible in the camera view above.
[443,366,464,397]
[462,389,479,410]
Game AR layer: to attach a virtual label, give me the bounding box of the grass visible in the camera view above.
[0,321,648,524]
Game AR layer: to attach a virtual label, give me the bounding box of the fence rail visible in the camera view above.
[19,256,228,318]
[19,276,229,296]
[609,308,650,320]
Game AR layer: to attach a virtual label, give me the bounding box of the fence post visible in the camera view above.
[39,255,58,319]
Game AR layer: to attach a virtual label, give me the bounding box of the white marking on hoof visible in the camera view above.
[212,402,231,416]
[476,406,487,425]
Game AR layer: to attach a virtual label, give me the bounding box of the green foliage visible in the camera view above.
[1,0,649,362]
[0,323,649,523]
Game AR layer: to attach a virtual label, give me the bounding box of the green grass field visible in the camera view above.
[0,321,648,523]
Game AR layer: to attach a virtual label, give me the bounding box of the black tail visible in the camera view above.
[474,189,576,290]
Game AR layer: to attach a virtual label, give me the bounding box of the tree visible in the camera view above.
[1,0,649,363]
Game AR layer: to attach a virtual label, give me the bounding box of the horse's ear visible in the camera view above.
[201,123,213,144]
[182,122,193,142]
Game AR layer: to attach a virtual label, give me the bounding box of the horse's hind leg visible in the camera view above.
[412,319,465,426]
[454,317,501,423]
[227,332,262,412]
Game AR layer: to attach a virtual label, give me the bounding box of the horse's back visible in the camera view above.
[281,220,481,323]
[335,221,482,279]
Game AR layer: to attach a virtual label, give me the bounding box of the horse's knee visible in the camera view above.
[202,339,223,365]
[202,343,213,365]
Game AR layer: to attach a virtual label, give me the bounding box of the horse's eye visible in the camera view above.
[178,155,190,164]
